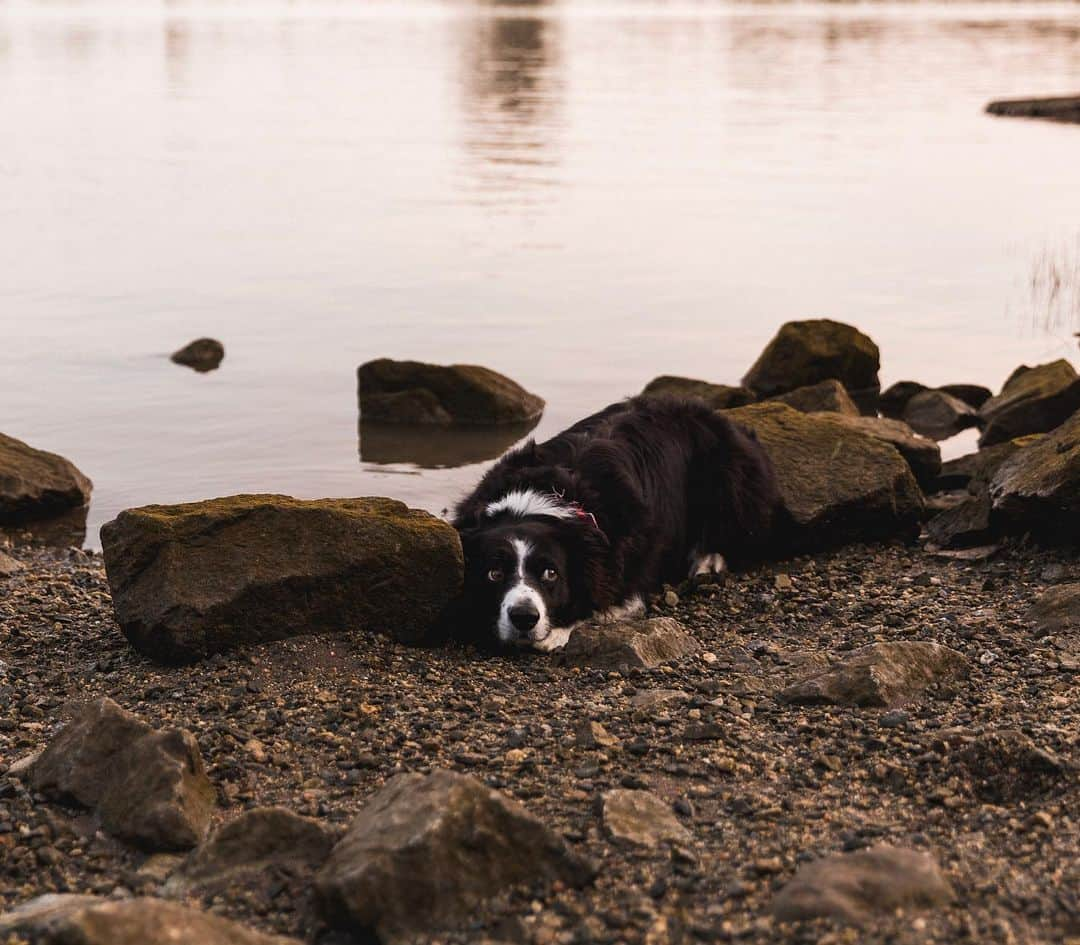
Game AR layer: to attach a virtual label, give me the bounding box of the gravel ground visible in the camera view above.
[0,538,1077,945]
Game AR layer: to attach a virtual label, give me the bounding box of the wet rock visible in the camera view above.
[902,389,980,441]
[779,642,970,709]
[936,435,1042,492]
[31,697,214,851]
[1028,583,1080,634]
[925,493,993,549]
[769,379,859,416]
[938,383,992,409]
[725,403,923,548]
[978,359,1080,447]
[956,730,1072,804]
[0,433,92,525]
[988,408,1080,540]
[640,376,755,410]
[100,494,462,663]
[315,770,593,943]
[601,789,691,847]
[561,617,700,671]
[742,319,881,412]
[166,806,333,896]
[358,359,544,425]
[0,894,298,944]
[170,338,225,373]
[771,845,954,925]
[828,415,941,488]
[987,95,1080,124]
[879,381,928,419]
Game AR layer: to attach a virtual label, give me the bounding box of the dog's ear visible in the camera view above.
[575,440,648,541]
[563,518,617,617]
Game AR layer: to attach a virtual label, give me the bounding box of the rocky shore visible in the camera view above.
[1,538,1077,944]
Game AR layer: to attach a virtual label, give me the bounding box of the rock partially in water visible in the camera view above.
[779,641,969,709]
[742,319,881,413]
[101,494,462,663]
[902,389,980,441]
[315,770,593,944]
[640,375,755,410]
[561,617,700,671]
[0,433,92,526]
[725,403,923,549]
[170,338,225,373]
[358,359,544,425]
[769,379,860,416]
[0,894,298,945]
[30,697,214,851]
[771,845,955,925]
[828,414,941,488]
[987,95,1080,124]
[359,419,538,468]
[601,789,691,847]
[925,493,993,550]
[978,359,1080,447]
[988,408,1080,540]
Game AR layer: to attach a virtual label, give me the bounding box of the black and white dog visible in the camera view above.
[453,396,781,651]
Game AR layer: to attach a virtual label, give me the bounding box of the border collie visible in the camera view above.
[452,396,781,651]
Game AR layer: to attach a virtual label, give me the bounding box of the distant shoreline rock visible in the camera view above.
[170,338,225,372]
[0,433,92,526]
[987,95,1080,124]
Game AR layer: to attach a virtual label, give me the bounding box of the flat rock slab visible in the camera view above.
[0,894,299,945]
[1028,583,1080,634]
[779,641,970,709]
[0,432,92,525]
[30,697,213,851]
[771,845,955,925]
[561,617,700,671]
[101,494,463,663]
[358,358,544,425]
[601,789,691,846]
[315,770,593,944]
[989,407,1080,540]
[926,493,993,550]
[724,403,923,549]
[640,375,755,410]
[978,359,1080,447]
[987,95,1080,124]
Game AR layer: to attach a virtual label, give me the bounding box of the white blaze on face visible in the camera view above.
[496,538,551,646]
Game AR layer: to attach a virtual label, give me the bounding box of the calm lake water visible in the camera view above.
[3,0,1080,547]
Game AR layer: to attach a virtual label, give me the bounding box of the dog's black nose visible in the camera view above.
[508,603,540,632]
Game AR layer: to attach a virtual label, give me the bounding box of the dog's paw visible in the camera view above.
[691,553,727,578]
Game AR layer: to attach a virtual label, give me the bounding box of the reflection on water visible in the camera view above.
[359,419,539,469]
[1028,234,1080,333]
[0,507,88,550]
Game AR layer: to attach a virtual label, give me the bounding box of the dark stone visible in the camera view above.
[1028,583,1080,635]
[879,381,929,419]
[170,338,225,373]
[724,403,923,549]
[640,376,755,410]
[925,493,994,549]
[315,770,593,944]
[957,730,1072,804]
[936,436,1043,492]
[769,379,860,416]
[0,433,92,525]
[358,359,544,425]
[742,319,881,413]
[100,495,463,663]
[778,642,970,709]
[938,384,992,409]
[987,95,1080,124]
[771,845,954,925]
[978,360,1080,447]
[901,390,980,441]
[560,617,700,671]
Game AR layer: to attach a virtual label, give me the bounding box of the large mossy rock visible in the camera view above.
[315,770,593,944]
[640,376,755,410]
[742,320,880,412]
[358,359,544,425]
[724,403,923,548]
[988,408,1080,540]
[0,433,92,525]
[827,415,941,488]
[101,495,463,663]
[769,379,860,416]
[978,360,1080,447]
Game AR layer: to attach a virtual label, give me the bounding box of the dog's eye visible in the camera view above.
[541,568,559,583]
[487,569,504,583]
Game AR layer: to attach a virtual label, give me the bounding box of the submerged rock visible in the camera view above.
[987,95,1080,124]
[170,338,225,372]
[769,379,860,416]
[742,319,881,412]
[561,617,700,671]
[601,789,691,847]
[771,845,954,925]
[978,359,1080,447]
[30,697,214,851]
[0,433,92,525]
[779,641,969,709]
[358,359,544,425]
[315,770,593,944]
[640,376,755,410]
[100,494,462,663]
[725,403,923,549]
[902,389,980,441]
